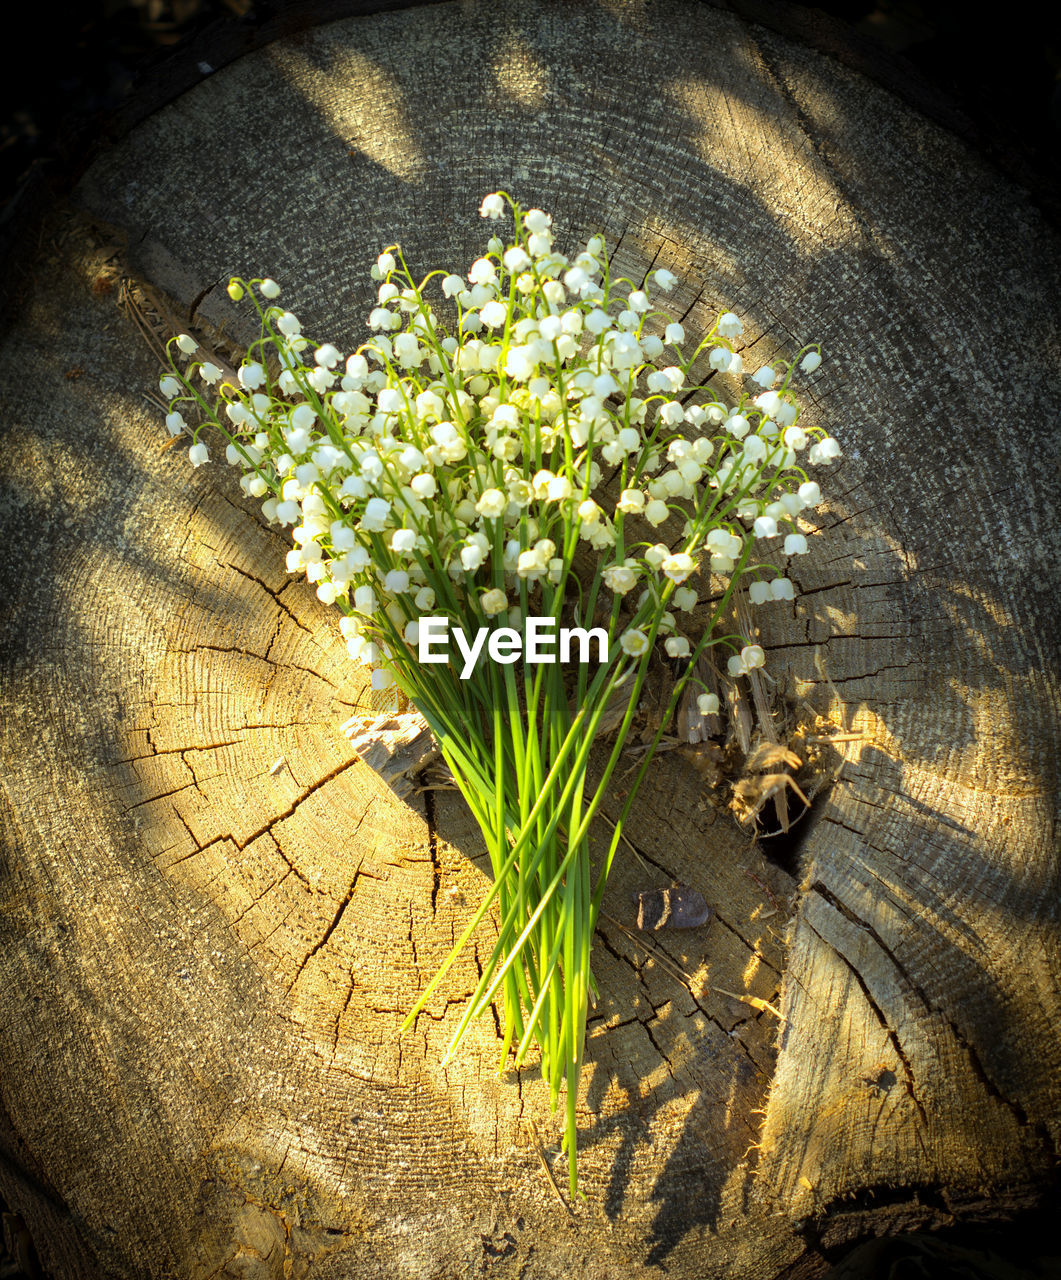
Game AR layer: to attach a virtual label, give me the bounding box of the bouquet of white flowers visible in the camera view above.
[159,192,838,1197]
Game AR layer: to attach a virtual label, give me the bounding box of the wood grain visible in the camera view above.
[0,2,1057,1276]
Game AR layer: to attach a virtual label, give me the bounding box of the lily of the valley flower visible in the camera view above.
[156,195,839,1202]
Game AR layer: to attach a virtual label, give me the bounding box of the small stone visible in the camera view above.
[634,884,713,930]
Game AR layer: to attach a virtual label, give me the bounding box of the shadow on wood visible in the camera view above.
[0,2,1058,1277]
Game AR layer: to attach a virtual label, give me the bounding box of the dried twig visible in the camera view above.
[814,646,848,733]
[525,1120,573,1217]
[712,987,785,1020]
[599,911,702,997]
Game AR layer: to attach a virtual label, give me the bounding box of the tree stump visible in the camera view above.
[1,2,1057,1276]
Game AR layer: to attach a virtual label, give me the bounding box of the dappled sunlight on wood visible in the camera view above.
[492,28,550,109]
[271,43,425,184]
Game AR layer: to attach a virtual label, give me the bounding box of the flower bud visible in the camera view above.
[481,588,508,615]
[645,499,669,527]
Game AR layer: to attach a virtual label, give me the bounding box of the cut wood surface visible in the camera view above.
[1,2,1058,1277]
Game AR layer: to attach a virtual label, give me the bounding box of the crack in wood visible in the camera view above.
[333,970,357,1053]
[227,756,362,853]
[641,1012,680,1090]
[291,863,364,986]
[173,642,341,691]
[810,879,1047,1146]
[421,775,441,913]
[803,902,928,1128]
[267,831,313,892]
[113,738,240,764]
[225,561,313,636]
[228,869,291,929]
[594,928,766,1077]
